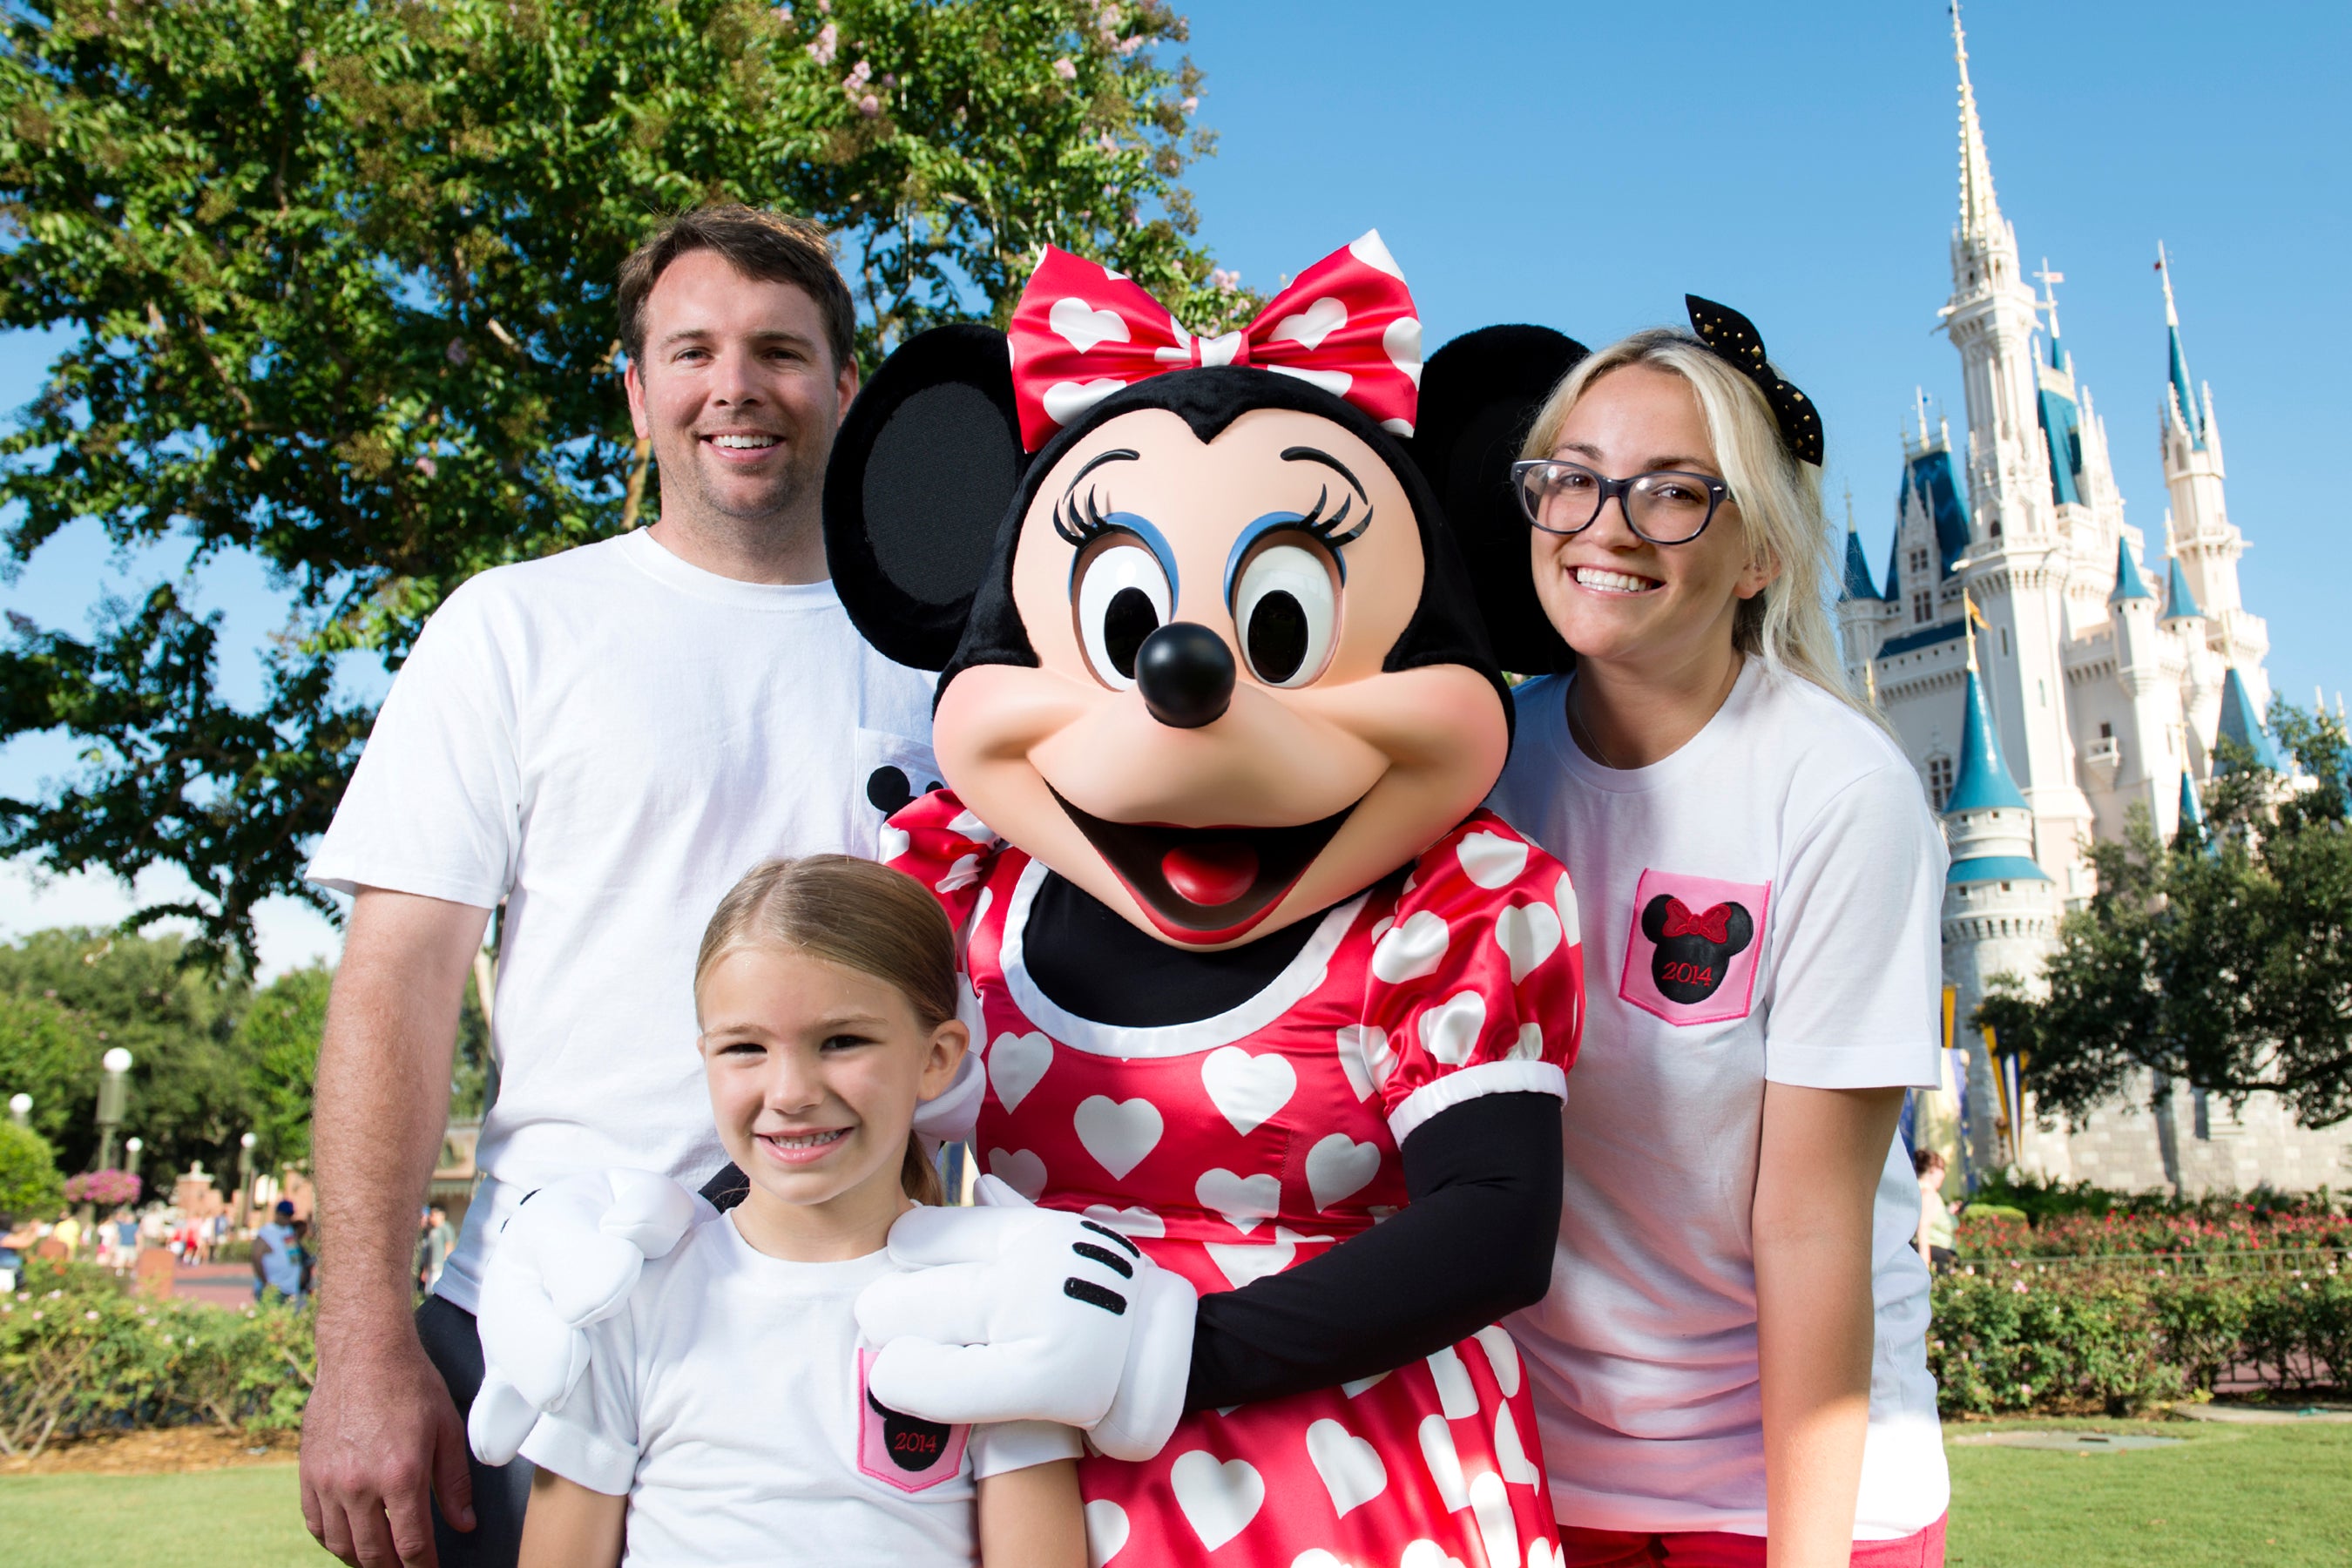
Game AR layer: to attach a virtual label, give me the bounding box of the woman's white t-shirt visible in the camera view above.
[520,1212,1078,1567]
[1486,662,1950,1539]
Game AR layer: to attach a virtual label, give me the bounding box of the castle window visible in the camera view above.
[1999,628,2010,658]
[1909,548,1930,577]
[1927,754,1954,809]
[2099,721,2113,739]
[1913,591,1932,625]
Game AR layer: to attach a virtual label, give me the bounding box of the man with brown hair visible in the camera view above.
[297,206,939,1568]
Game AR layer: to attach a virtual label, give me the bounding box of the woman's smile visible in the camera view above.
[1568,564,1664,596]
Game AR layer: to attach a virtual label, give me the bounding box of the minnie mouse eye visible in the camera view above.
[1074,538,1172,690]
[1232,542,1338,688]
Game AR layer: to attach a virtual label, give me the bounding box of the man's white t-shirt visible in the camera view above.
[1486,661,1950,1539]
[306,530,936,1311]
[520,1213,1079,1567]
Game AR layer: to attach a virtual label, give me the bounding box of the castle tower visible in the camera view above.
[1937,6,2094,891]
[2159,249,2271,706]
[2105,537,2173,825]
[1836,496,1894,690]
[1942,614,2059,1176]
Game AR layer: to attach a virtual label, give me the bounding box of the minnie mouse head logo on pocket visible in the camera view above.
[855,1347,968,1491]
[1639,896,1754,1004]
[1619,870,1771,1026]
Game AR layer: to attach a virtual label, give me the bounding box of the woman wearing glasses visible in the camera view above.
[1463,304,1950,1566]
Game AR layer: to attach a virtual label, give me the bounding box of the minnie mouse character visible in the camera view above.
[478,235,1595,1568]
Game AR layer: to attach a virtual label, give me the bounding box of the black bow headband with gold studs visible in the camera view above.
[1684,294,1823,467]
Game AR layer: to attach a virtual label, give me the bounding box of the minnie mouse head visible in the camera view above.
[825,235,1583,949]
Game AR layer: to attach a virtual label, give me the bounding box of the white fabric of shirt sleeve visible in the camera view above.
[305,579,519,908]
[1762,762,1945,1092]
[517,1303,641,1497]
[965,1419,1084,1480]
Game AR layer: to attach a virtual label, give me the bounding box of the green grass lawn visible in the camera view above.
[1945,1418,2352,1568]
[1,1420,2346,1566]
[0,1466,334,1567]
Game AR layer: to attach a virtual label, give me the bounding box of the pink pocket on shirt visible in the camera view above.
[855,1347,968,1492]
[1619,868,1770,1027]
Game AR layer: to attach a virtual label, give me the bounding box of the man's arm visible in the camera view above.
[300,888,490,1568]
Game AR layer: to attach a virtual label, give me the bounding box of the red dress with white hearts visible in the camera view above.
[885,791,1583,1568]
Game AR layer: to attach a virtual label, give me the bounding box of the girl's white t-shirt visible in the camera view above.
[1486,662,1950,1539]
[520,1212,1079,1567]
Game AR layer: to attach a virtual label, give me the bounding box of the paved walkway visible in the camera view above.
[152,1261,260,1309]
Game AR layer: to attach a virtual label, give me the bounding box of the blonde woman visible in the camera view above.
[1459,301,1950,1566]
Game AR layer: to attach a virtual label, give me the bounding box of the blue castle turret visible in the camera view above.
[2215,666,2284,773]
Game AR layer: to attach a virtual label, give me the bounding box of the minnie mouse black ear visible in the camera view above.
[1409,324,1588,679]
[823,323,1027,671]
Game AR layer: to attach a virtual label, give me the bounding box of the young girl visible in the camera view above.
[514,855,1086,1568]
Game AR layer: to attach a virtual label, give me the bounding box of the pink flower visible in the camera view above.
[445,338,470,366]
[1051,57,1076,81]
[807,22,836,64]
[83,1310,98,1321]
[858,94,880,117]
[1182,95,1199,114]
[415,456,437,478]
[1117,35,1142,56]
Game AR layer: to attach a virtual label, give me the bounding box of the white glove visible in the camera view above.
[854,1175,1198,1463]
[465,1169,707,1466]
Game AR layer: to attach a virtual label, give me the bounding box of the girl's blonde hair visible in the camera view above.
[1520,328,1871,719]
[695,855,956,1206]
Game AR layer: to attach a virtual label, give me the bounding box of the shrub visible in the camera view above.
[0,1122,64,1221]
[0,1258,312,1457]
[1929,1260,2350,1416]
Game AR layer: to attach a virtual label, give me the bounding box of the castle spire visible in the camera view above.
[2177,768,2207,843]
[1952,3,2004,246]
[2216,666,2285,774]
[2107,536,2153,605]
[1949,597,2031,814]
[2159,242,2207,448]
[1840,483,1883,602]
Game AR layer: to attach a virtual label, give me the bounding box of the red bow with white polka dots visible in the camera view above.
[1004,231,1424,452]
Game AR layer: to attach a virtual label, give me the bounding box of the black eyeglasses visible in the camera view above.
[1511,459,1734,545]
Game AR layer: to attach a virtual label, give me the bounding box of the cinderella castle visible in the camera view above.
[1835,13,2351,1195]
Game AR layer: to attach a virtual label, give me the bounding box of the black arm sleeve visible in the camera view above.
[1183,1090,1562,1412]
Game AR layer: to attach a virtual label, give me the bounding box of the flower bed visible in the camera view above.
[1929,1260,2351,1416]
[0,1260,312,1458]
[1957,1207,2352,1261]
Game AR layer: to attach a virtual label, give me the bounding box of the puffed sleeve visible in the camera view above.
[517,1294,641,1497]
[1362,814,1584,1146]
[880,787,1004,930]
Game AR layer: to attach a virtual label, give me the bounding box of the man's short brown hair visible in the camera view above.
[617,204,858,376]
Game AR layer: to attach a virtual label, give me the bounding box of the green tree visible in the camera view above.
[0,929,262,1175]
[1979,702,2352,1129]
[0,1120,64,1221]
[238,963,330,1171]
[0,0,1241,965]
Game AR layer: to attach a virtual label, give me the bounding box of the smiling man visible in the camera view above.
[296,206,939,1568]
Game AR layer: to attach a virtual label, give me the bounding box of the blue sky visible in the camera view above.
[1,0,2344,970]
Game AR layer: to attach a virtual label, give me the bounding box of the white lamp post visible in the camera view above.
[237,1132,258,1227]
[124,1135,144,1187]
[7,1092,28,1128]
[95,1048,133,1172]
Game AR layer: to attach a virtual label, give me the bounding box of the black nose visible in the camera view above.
[1134,622,1235,729]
